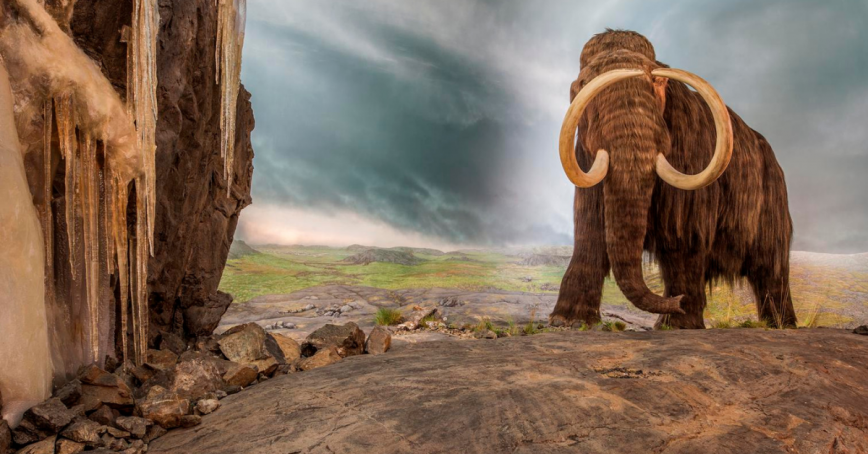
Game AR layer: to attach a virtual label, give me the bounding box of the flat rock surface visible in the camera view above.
[150,329,868,453]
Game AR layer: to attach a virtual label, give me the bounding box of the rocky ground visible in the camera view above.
[148,329,868,454]
[0,321,393,454]
[219,285,658,345]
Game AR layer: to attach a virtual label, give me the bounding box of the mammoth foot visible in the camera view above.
[549,313,601,329]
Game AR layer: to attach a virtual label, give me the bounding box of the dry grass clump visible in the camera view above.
[374,307,403,326]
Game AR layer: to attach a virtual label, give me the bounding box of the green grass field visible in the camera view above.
[220,245,867,327]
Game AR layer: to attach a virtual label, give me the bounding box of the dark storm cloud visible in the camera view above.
[241,0,868,252]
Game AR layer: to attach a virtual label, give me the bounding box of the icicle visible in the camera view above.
[216,0,247,196]
[111,173,130,365]
[129,178,149,366]
[54,94,78,278]
[42,100,54,291]
[128,0,159,256]
[80,133,100,361]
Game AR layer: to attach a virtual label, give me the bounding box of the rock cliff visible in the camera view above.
[68,0,255,343]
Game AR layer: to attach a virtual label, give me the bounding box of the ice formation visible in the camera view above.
[216,0,247,194]
[0,60,53,428]
[0,0,159,424]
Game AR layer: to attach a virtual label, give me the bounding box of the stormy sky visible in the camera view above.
[237,0,868,254]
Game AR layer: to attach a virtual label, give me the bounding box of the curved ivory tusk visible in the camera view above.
[651,68,733,190]
[559,68,645,187]
[559,67,733,190]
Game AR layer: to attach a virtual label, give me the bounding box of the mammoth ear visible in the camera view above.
[652,75,668,114]
[569,79,581,102]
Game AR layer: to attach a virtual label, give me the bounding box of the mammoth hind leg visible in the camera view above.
[550,187,608,327]
[747,265,797,328]
[654,250,707,329]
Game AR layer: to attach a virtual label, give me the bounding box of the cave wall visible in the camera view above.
[68,0,255,343]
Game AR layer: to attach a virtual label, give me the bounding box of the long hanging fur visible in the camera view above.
[551,30,796,329]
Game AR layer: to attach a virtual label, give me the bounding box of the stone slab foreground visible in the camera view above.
[151,329,868,453]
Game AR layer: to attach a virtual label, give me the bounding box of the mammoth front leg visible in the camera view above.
[654,249,707,329]
[550,185,609,327]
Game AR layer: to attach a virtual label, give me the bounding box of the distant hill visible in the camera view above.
[389,246,445,256]
[342,249,425,266]
[346,244,375,252]
[228,240,259,260]
[518,254,571,267]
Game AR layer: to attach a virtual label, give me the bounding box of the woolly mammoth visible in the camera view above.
[550,30,796,329]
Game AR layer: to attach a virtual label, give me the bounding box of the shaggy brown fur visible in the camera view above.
[551,30,796,329]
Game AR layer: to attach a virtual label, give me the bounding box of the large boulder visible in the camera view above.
[78,366,134,408]
[365,327,392,355]
[218,324,280,375]
[137,386,190,429]
[222,365,258,388]
[168,353,227,401]
[14,435,56,454]
[298,347,342,371]
[59,420,104,446]
[21,398,78,433]
[301,323,366,358]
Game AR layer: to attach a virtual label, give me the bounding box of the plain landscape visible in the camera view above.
[221,241,868,333]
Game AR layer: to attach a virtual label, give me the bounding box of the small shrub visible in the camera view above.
[600,321,627,332]
[419,314,438,328]
[711,319,733,329]
[576,322,590,331]
[374,307,403,326]
[658,324,673,331]
[522,321,539,335]
[475,318,495,332]
[739,319,768,329]
[506,317,520,336]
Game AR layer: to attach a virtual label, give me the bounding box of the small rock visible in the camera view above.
[195,399,220,415]
[298,347,342,371]
[301,323,366,358]
[104,426,131,439]
[55,438,86,454]
[15,435,56,454]
[365,327,391,355]
[101,433,127,451]
[303,304,316,311]
[145,349,179,371]
[270,333,302,363]
[137,386,190,429]
[54,380,82,408]
[0,420,12,454]
[124,439,147,454]
[12,419,50,446]
[854,325,868,335]
[339,305,353,313]
[88,405,117,428]
[142,424,167,443]
[223,364,258,388]
[23,397,78,432]
[180,415,201,428]
[160,332,187,355]
[474,330,498,340]
[214,390,228,400]
[60,420,104,445]
[224,385,242,395]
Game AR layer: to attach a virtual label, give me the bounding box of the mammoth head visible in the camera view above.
[559,30,734,191]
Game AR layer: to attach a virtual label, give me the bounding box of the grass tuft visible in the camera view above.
[374,307,404,326]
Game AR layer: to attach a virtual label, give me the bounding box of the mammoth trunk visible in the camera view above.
[598,93,684,315]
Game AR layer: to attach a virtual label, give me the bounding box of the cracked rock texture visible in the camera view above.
[150,329,868,453]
